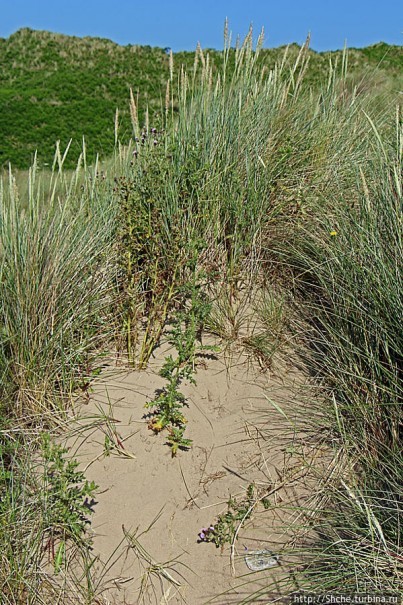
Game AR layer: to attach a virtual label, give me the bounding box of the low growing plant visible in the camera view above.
[0,428,99,602]
[41,432,98,546]
[197,484,269,548]
[145,278,215,455]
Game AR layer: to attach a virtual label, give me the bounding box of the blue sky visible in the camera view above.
[1,0,402,51]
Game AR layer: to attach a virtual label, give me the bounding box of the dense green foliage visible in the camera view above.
[0,28,170,168]
[0,27,402,168]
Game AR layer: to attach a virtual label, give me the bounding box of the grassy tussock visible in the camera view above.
[274,113,402,593]
[0,154,117,420]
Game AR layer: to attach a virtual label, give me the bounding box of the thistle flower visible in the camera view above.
[198,525,215,542]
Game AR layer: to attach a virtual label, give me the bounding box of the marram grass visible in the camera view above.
[0,150,117,420]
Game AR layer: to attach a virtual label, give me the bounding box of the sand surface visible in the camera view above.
[66,341,318,604]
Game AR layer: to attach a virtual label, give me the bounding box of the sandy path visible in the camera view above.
[67,343,313,604]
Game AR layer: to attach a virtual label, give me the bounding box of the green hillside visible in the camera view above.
[0,27,402,169]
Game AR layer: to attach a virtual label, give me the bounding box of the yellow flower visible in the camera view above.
[330,230,338,236]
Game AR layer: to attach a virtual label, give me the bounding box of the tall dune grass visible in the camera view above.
[119,31,375,367]
[0,151,117,420]
[0,149,121,602]
[272,111,402,594]
[120,29,402,597]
